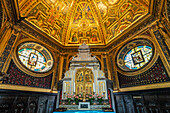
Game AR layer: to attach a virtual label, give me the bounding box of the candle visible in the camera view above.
[74,83,75,92]
[93,83,95,92]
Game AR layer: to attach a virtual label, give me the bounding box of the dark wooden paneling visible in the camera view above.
[0,90,57,113]
[114,88,170,113]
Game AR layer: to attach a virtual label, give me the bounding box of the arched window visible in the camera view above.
[17,42,54,73]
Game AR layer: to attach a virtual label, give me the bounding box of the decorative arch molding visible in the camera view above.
[115,36,159,76]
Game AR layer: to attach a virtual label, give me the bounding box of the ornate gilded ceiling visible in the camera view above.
[19,0,149,46]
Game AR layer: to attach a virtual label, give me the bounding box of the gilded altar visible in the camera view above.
[62,43,108,100]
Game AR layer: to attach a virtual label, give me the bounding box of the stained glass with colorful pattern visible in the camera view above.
[17,42,53,73]
[124,45,152,70]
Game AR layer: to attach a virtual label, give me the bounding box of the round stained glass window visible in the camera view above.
[17,42,54,73]
[124,45,152,70]
[116,39,154,72]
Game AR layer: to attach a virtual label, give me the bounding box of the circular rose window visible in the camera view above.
[17,42,54,73]
[116,39,154,72]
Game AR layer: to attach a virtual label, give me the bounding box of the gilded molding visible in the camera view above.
[0,84,57,93]
[0,34,17,71]
[117,82,170,92]
[12,38,57,77]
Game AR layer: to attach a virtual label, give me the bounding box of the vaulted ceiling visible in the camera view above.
[19,0,149,46]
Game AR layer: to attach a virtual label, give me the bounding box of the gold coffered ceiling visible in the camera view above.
[19,0,149,46]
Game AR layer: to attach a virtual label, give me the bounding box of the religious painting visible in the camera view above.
[131,50,145,65]
[85,85,88,94]
[71,32,78,42]
[47,1,66,22]
[91,31,98,42]
[91,27,99,42]
[75,68,93,95]
[78,31,83,37]
[85,5,95,23]
[28,53,38,66]
[66,2,103,45]
[86,31,91,37]
[85,84,93,94]
[80,85,83,94]
[76,85,83,94]
[85,70,92,82]
[77,71,83,82]
[73,6,82,24]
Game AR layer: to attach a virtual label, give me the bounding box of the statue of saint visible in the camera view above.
[72,32,78,42]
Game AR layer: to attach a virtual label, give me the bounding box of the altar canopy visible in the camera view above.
[62,43,107,100]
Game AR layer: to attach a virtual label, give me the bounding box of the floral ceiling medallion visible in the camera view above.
[79,19,90,30]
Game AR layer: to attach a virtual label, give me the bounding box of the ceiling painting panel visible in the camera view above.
[103,0,149,43]
[65,1,104,46]
[18,0,150,46]
[96,1,107,18]
[19,0,72,43]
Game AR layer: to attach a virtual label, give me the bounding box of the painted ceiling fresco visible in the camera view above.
[19,0,149,46]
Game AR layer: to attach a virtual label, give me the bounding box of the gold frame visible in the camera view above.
[12,38,56,77]
[0,84,57,93]
[75,68,94,95]
[116,36,158,76]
